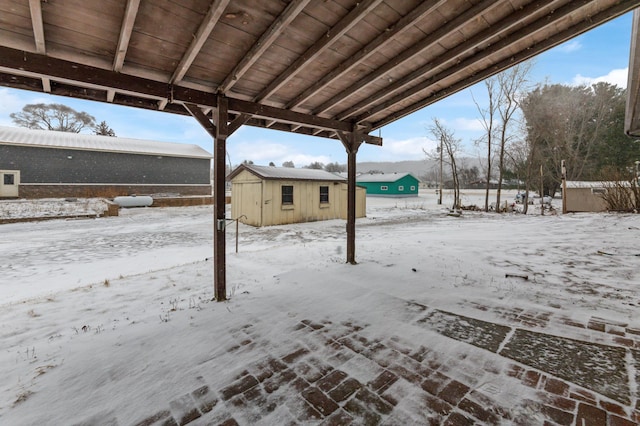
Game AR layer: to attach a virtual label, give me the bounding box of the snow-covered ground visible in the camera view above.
[0,190,638,425]
[0,198,108,220]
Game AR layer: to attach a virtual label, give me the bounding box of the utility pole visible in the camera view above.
[540,164,544,216]
[561,159,567,214]
[438,136,443,205]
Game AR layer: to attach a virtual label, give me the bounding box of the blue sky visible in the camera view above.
[0,12,634,167]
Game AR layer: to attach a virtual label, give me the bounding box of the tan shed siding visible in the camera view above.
[338,184,366,220]
[231,170,264,226]
[565,187,608,212]
[262,180,347,226]
[231,172,366,226]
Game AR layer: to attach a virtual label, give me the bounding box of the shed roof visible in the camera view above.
[565,181,630,188]
[0,125,212,159]
[230,164,346,182]
[356,172,418,183]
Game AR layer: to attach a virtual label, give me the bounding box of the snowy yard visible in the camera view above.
[1,190,638,425]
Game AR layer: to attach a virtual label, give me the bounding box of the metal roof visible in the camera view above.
[0,0,638,143]
[0,125,212,158]
[356,172,418,183]
[565,181,626,188]
[229,163,346,182]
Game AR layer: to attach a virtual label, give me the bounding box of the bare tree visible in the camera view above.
[494,62,532,211]
[429,119,462,210]
[473,62,531,212]
[472,77,499,211]
[282,161,295,168]
[11,103,96,133]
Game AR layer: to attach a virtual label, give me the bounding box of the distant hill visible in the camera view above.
[357,160,434,177]
[357,158,482,181]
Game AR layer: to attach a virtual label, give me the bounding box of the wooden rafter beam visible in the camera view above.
[184,103,217,138]
[113,0,141,72]
[228,113,251,135]
[0,46,381,142]
[218,0,311,94]
[28,0,48,93]
[373,1,639,131]
[227,98,353,133]
[170,0,230,85]
[339,0,555,122]
[311,0,498,116]
[285,0,447,110]
[41,77,50,93]
[254,0,383,103]
[28,0,45,54]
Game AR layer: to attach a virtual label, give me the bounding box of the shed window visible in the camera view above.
[282,185,294,204]
[410,186,416,191]
[381,185,388,191]
[398,185,404,191]
[320,186,329,203]
[4,174,15,185]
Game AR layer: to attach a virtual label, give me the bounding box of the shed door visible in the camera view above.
[0,170,20,197]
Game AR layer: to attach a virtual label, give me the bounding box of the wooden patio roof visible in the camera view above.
[1,0,639,141]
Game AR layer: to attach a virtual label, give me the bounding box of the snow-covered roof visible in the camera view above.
[565,181,626,189]
[229,164,346,182]
[0,125,212,159]
[356,172,418,183]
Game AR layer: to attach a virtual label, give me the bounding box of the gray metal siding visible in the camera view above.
[0,145,210,184]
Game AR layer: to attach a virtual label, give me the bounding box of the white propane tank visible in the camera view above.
[113,195,153,207]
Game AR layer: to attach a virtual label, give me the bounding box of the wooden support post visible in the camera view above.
[339,131,362,265]
[213,96,228,301]
[185,98,245,302]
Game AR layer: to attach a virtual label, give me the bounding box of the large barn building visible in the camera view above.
[0,126,212,199]
[356,173,420,197]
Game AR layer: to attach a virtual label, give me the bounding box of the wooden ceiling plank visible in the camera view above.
[372,1,639,130]
[311,0,498,116]
[254,0,384,103]
[218,0,312,94]
[228,97,353,132]
[338,0,553,121]
[28,0,45,54]
[171,0,231,84]
[356,0,597,124]
[113,0,141,72]
[285,0,447,110]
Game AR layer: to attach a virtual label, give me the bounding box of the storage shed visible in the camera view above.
[229,164,366,227]
[564,181,632,212]
[356,173,420,197]
[0,126,212,199]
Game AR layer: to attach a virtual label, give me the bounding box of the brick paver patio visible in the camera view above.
[94,299,640,426]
